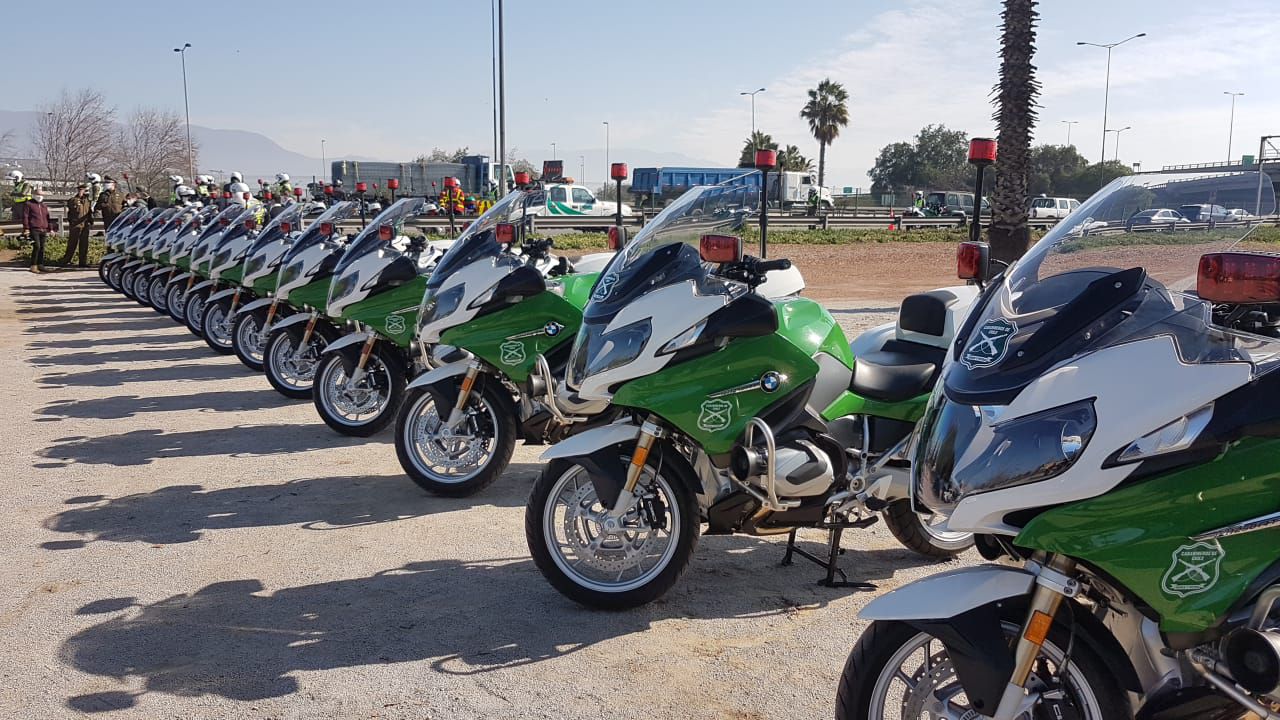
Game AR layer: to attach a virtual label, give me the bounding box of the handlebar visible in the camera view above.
[754,258,792,273]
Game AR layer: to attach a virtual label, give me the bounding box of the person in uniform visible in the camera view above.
[60,183,94,266]
[96,176,124,231]
[273,172,293,200]
[6,170,32,229]
[85,173,103,204]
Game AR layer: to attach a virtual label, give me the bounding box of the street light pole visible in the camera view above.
[320,139,326,183]
[497,0,507,191]
[1061,120,1079,147]
[1105,126,1132,164]
[740,88,766,150]
[1224,91,1244,164]
[173,43,193,181]
[602,121,610,187]
[551,142,556,161]
[1077,33,1145,165]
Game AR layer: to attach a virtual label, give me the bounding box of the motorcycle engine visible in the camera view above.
[730,430,840,498]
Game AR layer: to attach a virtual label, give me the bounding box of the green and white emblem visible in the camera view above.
[384,314,406,335]
[499,340,526,366]
[1161,541,1224,598]
[697,398,733,432]
[962,317,1017,370]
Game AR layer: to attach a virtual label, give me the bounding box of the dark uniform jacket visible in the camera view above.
[67,194,94,227]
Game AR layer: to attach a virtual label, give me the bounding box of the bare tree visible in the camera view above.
[112,107,198,198]
[31,88,116,190]
[0,129,14,157]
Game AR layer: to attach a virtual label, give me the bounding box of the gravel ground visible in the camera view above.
[0,261,975,719]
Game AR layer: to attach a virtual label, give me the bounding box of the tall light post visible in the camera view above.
[320,139,327,183]
[1077,33,1146,165]
[602,121,610,187]
[497,0,506,191]
[1105,126,1132,164]
[551,142,556,161]
[579,155,585,186]
[1224,91,1244,164]
[173,43,194,181]
[740,87,766,150]
[1061,120,1079,147]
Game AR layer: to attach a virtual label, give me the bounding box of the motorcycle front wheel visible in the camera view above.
[148,276,170,314]
[836,612,1128,720]
[525,448,699,610]
[312,343,406,437]
[881,499,974,559]
[232,308,274,372]
[201,297,236,354]
[183,289,208,338]
[131,271,153,307]
[165,284,187,324]
[97,257,111,285]
[119,267,138,300]
[106,261,125,291]
[264,322,333,399]
[394,378,516,497]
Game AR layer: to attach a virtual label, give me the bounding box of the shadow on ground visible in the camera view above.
[42,466,532,546]
[27,333,192,350]
[60,532,929,712]
[39,422,362,466]
[26,317,181,335]
[28,345,227,368]
[39,362,246,389]
[37,389,290,420]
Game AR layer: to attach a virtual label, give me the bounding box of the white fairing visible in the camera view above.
[210,234,255,280]
[948,335,1253,534]
[326,238,445,317]
[418,256,506,343]
[573,252,614,275]
[850,322,896,358]
[574,280,733,402]
[242,238,293,286]
[276,243,333,299]
[860,565,1035,620]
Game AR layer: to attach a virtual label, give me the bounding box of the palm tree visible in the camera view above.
[778,145,813,173]
[799,78,850,189]
[737,131,778,167]
[987,0,1041,263]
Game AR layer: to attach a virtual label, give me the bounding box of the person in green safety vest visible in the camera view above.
[6,170,32,229]
[273,172,293,201]
[195,175,213,202]
[168,174,185,205]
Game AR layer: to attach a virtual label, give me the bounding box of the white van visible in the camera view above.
[1029,196,1080,219]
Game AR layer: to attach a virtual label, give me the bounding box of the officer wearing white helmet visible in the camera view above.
[6,170,31,225]
[221,172,244,195]
[273,172,293,202]
[86,172,103,202]
[175,185,198,206]
[229,182,252,206]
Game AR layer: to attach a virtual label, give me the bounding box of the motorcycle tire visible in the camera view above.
[183,289,208,338]
[200,297,236,355]
[525,446,700,610]
[264,321,335,399]
[312,342,406,437]
[394,378,517,497]
[165,283,188,324]
[881,498,974,559]
[232,307,275,372]
[148,276,169,314]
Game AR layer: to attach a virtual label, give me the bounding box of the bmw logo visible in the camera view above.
[544,321,564,337]
[760,371,782,393]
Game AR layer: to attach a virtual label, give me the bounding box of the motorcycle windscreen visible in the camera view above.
[425,190,531,292]
[330,197,426,277]
[916,171,1280,513]
[245,202,304,257]
[280,201,360,264]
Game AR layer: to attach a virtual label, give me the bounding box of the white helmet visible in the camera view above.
[200,174,215,185]
[7,170,23,182]
[229,182,251,205]
[334,179,343,187]
[230,172,243,183]
[176,184,195,198]
[169,174,184,186]
[276,172,290,183]
[86,172,102,183]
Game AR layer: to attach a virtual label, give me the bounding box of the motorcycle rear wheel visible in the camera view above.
[881,499,974,559]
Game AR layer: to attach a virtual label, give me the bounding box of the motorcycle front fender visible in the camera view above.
[150,266,174,279]
[167,272,194,288]
[190,280,216,296]
[207,288,239,305]
[236,297,274,317]
[320,331,372,357]
[271,312,314,333]
[406,358,470,391]
[539,419,642,509]
[862,565,1034,621]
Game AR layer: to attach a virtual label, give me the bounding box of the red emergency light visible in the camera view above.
[1198,252,1280,304]
[611,163,628,181]
[754,149,777,170]
[700,234,742,263]
[968,138,998,166]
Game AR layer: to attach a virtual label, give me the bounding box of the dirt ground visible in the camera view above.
[0,246,974,719]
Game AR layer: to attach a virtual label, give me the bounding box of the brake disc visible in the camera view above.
[560,484,661,574]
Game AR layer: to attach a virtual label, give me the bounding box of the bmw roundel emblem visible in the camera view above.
[760,371,782,393]
[544,321,563,336]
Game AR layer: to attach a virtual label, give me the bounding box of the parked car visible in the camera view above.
[1126,208,1190,230]
[1029,195,1080,219]
[1178,203,1231,222]
[1227,207,1254,221]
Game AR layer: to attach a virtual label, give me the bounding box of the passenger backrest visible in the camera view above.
[895,285,980,350]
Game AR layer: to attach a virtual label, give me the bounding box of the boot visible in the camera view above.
[30,264,39,273]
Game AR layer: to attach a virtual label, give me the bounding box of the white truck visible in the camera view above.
[770,171,833,210]
[533,183,633,218]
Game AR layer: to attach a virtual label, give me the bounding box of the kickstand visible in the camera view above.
[781,527,877,590]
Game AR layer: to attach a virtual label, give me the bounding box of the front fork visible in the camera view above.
[346,333,378,385]
[607,416,667,520]
[444,361,483,429]
[993,554,1080,720]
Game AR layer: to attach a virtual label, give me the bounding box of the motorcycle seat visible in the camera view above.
[850,339,945,403]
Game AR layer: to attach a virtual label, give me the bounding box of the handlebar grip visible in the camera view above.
[757,258,792,273]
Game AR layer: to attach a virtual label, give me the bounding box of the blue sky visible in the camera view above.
[6,0,1278,187]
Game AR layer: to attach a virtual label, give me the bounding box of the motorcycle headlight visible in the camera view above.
[658,319,706,355]
[916,398,1096,514]
[328,272,358,307]
[244,253,267,279]
[422,284,466,326]
[278,260,303,288]
[569,319,653,387]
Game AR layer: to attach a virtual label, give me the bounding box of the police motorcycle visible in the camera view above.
[228,203,306,371]
[394,189,616,496]
[106,207,161,291]
[311,197,452,437]
[200,203,304,355]
[97,206,147,287]
[523,180,977,609]
[145,205,220,314]
[184,205,263,342]
[261,201,361,399]
[165,205,250,328]
[117,208,180,302]
[133,204,206,311]
[834,172,1280,720]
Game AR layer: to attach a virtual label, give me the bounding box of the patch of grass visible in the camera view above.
[14,235,108,266]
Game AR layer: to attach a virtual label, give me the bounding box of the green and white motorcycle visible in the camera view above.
[311,197,451,437]
[117,208,179,302]
[524,182,976,609]
[837,171,1280,720]
[165,204,251,329]
[98,205,148,288]
[143,205,219,314]
[394,189,615,497]
[228,203,306,371]
[261,201,359,398]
